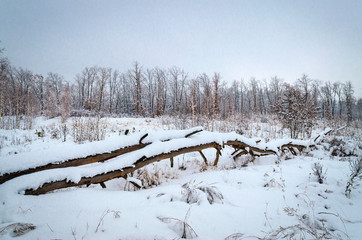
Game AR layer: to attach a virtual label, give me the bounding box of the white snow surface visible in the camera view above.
[0,118,361,240]
[0,127,311,176]
[0,126,203,175]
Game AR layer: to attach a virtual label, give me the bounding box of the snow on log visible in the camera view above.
[312,126,346,143]
[0,127,324,196]
[0,143,148,184]
[225,140,277,156]
[23,142,221,195]
[0,127,204,184]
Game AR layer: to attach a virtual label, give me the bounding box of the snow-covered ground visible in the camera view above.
[0,117,361,239]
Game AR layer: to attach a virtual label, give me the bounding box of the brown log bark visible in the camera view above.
[170,157,174,168]
[233,150,248,160]
[231,148,240,156]
[0,143,148,184]
[185,129,203,138]
[280,143,314,155]
[213,147,222,166]
[7,128,320,195]
[224,141,277,155]
[139,133,148,144]
[314,129,333,142]
[198,150,208,165]
[24,142,221,195]
[1,129,204,184]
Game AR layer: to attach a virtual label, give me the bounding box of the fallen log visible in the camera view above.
[0,143,148,185]
[227,140,315,160]
[213,146,222,166]
[0,128,204,184]
[24,142,221,195]
[1,128,324,196]
[225,140,277,156]
[233,149,248,160]
[313,127,338,143]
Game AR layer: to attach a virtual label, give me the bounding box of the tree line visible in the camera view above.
[0,47,361,129]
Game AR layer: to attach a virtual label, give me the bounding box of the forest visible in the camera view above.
[0,46,361,136]
[1,45,362,239]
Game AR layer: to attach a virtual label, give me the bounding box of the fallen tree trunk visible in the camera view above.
[225,140,277,156]
[0,143,148,185]
[0,128,203,184]
[24,142,221,195]
[1,128,325,196]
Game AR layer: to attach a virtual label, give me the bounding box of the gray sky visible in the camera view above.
[1,0,361,97]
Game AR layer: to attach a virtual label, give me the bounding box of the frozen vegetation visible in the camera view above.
[0,116,361,239]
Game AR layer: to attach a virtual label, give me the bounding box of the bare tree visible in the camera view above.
[321,82,333,120]
[108,69,118,114]
[212,73,220,117]
[46,72,63,105]
[199,73,212,118]
[357,98,362,120]
[46,87,58,118]
[297,74,312,102]
[189,79,198,126]
[129,62,144,116]
[343,81,354,124]
[169,66,187,114]
[82,67,98,111]
[333,82,343,118]
[95,67,109,113]
[273,84,318,138]
[60,83,72,123]
[249,78,259,114]
[155,68,166,116]
[0,48,10,126]
[32,74,45,115]
[145,68,156,116]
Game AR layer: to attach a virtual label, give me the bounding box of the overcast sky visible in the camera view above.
[0,0,361,97]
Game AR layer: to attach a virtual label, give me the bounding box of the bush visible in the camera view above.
[134,165,178,189]
[311,162,327,184]
[158,207,197,239]
[34,128,45,138]
[182,180,223,205]
[345,159,362,198]
[71,116,108,143]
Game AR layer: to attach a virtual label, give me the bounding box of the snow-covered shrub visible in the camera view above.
[345,159,362,198]
[329,137,350,157]
[134,164,178,189]
[123,176,142,191]
[71,116,108,143]
[262,191,350,240]
[272,84,318,139]
[34,128,45,138]
[263,172,286,191]
[95,209,121,233]
[158,207,197,239]
[49,127,60,139]
[0,223,36,237]
[181,180,223,205]
[60,83,72,123]
[224,233,251,240]
[311,162,327,184]
[0,136,5,150]
[321,134,360,158]
[264,206,348,240]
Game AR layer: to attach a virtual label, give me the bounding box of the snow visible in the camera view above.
[0,117,361,239]
[0,126,203,175]
[0,127,311,178]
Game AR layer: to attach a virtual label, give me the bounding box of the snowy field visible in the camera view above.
[0,117,361,239]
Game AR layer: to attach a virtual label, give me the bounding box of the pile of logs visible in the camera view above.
[0,128,333,195]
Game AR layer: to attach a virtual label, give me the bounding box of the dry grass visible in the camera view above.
[182,180,224,205]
